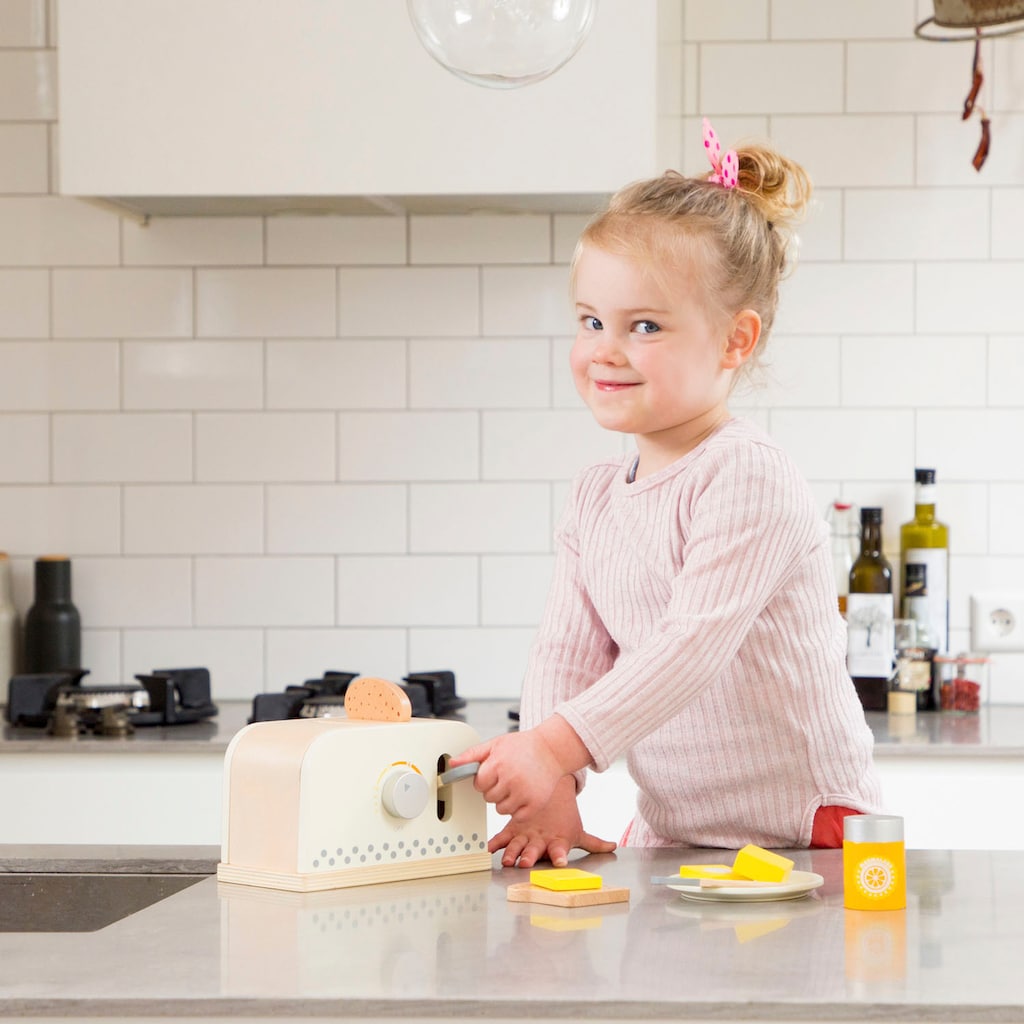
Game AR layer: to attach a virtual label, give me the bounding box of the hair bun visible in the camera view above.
[735,146,812,230]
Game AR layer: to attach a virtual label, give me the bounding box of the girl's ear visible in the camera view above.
[722,309,761,369]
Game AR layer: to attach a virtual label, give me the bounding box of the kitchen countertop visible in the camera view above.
[0,699,518,753]
[3,699,1024,757]
[0,845,1021,1021]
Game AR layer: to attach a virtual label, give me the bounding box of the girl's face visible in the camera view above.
[570,244,754,473]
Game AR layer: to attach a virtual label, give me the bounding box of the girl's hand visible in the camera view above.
[449,716,591,821]
[489,776,616,868]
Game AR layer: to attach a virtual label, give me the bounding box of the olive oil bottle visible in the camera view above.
[847,507,894,711]
[900,468,949,655]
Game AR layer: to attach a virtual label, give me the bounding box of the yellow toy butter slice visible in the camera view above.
[731,844,794,883]
[529,868,602,891]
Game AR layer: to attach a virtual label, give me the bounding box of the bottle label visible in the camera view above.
[903,548,948,653]
[847,593,895,678]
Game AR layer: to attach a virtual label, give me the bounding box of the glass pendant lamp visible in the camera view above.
[407,0,598,88]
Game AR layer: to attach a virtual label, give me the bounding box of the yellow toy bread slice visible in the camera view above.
[343,676,412,722]
[529,868,602,891]
[731,844,794,883]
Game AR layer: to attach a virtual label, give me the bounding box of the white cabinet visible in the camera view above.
[2,751,224,845]
[572,755,1024,852]
[56,0,659,216]
[5,748,1023,849]
[872,755,1024,850]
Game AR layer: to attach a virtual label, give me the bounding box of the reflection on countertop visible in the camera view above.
[2,699,1024,757]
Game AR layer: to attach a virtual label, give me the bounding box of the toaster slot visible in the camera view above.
[436,754,453,822]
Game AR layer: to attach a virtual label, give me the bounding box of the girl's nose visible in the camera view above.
[592,333,626,364]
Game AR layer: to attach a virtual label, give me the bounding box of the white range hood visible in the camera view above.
[56,0,659,218]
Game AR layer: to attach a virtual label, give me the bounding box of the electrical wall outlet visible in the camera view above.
[970,594,1024,653]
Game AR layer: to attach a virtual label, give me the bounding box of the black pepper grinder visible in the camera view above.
[23,555,81,673]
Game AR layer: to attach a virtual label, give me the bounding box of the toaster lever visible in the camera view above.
[438,762,480,786]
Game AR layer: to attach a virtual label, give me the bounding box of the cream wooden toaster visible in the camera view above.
[217,677,491,892]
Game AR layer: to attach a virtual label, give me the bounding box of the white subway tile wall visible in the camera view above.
[266,215,405,266]
[0,0,46,47]
[0,124,48,192]
[265,483,408,555]
[123,216,264,267]
[53,269,193,338]
[123,340,264,410]
[2,2,1023,701]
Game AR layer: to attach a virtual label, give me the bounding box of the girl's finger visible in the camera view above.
[544,841,569,868]
[448,743,488,768]
[515,839,548,868]
[579,831,617,854]
[501,834,529,867]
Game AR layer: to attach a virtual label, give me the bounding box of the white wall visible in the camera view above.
[0,0,1022,703]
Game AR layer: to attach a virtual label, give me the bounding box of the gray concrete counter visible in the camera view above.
[0,846,1020,1021]
[3,700,1024,756]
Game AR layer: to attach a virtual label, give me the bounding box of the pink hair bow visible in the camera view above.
[702,117,738,189]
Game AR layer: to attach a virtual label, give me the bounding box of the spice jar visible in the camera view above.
[935,652,988,713]
[892,645,938,712]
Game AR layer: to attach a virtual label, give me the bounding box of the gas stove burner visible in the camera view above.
[402,671,466,715]
[5,666,219,735]
[97,704,135,737]
[249,669,466,723]
[297,695,347,719]
[54,685,150,713]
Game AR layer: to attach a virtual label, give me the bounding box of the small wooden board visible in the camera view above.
[506,881,630,908]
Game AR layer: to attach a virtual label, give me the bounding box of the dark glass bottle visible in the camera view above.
[846,508,894,712]
[24,556,81,673]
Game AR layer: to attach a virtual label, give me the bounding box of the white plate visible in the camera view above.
[667,869,825,903]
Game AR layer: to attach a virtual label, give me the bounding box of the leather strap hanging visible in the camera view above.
[962,30,991,170]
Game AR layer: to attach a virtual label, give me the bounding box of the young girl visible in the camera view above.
[450,121,882,868]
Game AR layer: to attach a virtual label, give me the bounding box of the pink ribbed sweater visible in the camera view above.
[520,418,882,849]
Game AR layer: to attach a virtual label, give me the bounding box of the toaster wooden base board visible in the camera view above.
[218,851,493,892]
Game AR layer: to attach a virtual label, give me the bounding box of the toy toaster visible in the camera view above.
[217,677,491,892]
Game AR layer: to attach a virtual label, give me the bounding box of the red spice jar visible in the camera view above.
[934,653,989,713]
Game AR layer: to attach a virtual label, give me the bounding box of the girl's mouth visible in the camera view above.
[593,379,639,392]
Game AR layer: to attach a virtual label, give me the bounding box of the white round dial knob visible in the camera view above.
[380,768,429,819]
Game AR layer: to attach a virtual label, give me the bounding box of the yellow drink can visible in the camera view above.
[843,814,906,911]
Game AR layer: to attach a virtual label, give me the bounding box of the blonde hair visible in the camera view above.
[573,143,812,367]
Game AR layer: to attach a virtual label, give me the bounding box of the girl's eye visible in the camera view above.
[582,315,603,331]
[634,320,660,335]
